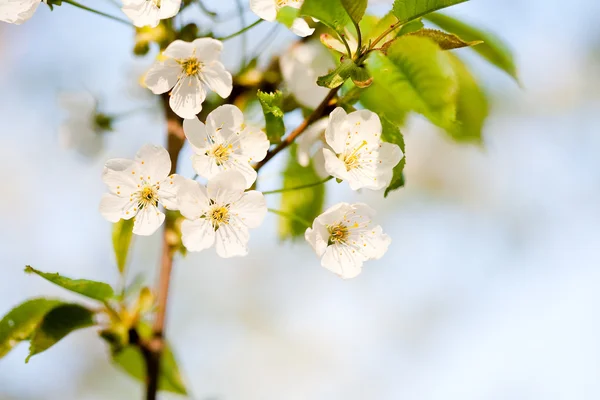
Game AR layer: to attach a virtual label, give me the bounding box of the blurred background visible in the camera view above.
[1,0,600,399]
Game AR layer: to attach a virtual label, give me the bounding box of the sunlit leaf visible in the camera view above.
[276,6,299,28]
[392,0,468,24]
[26,304,95,362]
[380,117,406,197]
[112,218,134,274]
[300,0,351,36]
[25,266,114,302]
[317,59,356,89]
[407,28,482,49]
[257,90,285,144]
[341,0,368,24]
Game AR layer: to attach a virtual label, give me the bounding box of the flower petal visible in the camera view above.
[230,190,267,229]
[145,59,181,94]
[289,17,315,37]
[205,104,244,134]
[321,244,365,279]
[102,158,138,194]
[191,153,222,181]
[192,38,223,63]
[169,75,206,119]
[158,0,181,19]
[215,224,250,258]
[323,148,350,182]
[183,117,210,151]
[158,174,185,210]
[201,62,233,99]
[249,0,277,21]
[135,144,171,182]
[325,107,349,153]
[133,205,165,236]
[207,171,246,204]
[224,154,258,188]
[122,1,161,28]
[178,178,210,220]
[163,39,195,59]
[181,219,216,252]
[239,127,270,162]
[99,194,136,223]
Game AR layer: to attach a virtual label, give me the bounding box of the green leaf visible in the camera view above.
[366,36,458,128]
[350,65,373,88]
[392,0,468,24]
[341,0,368,24]
[26,304,95,362]
[425,12,519,82]
[397,18,424,36]
[276,6,299,28]
[317,59,356,89]
[279,146,325,240]
[407,28,482,49]
[112,218,134,274]
[0,298,63,359]
[25,266,115,302]
[445,54,488,142]
[380,117,406,197]
[300,0,351,36]
[360,82,407,127]
[257,90,285,144]
[113,344,187,395]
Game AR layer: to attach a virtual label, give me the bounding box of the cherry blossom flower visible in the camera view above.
[145,38,232,119]
[296,117,330,178]
[305,202,391,279]
[280,41,335,109]
[183,105,269,188]
[0,0,43,25]
[179,171,267,258]
[99,144,183,236]
[323,108,403,191]
[250,0,314,37]
[121,0,181,28]
[58,92,112,158]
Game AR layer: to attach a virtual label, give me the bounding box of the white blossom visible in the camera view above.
[0,0,42,25]
[145,38,232,119]
[280,40,335,109]
[183,105,269,189]
[58,92,110,158]
[249,0,314,37]
[179,171,267,258]
[323,107,403,191]
[305,202,391,279]
[121,0,181,28]
[99,144,183,236]
[296,117,329,178]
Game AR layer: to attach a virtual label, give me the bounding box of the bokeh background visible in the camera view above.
[1,0,600,399]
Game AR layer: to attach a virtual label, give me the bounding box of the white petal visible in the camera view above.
[133,205,165,236]
[192,38,223,62]
[321,244,365,279]
[135,144,171,181]
[201,62,233,99]
[191,153,222,181]
[379,141,403,168]
[229,191,267,229]
[312,147,330,179]
[325,107,348,153]
[239,127,270,162]
[322,148,350,182]
[206,104,244,134]
[289,17,315,37]
[346,109,383,146]
[158,0,181,19]
[102,159,138,194]
[181,219,215,252]
[145,59,181,94]
[169,76,206,119]
[358,226,391,260]
[99,194,136,223]
[249,0,277,21]
[207,171,246,204]
[305,223,329,257]
[297,117,328,167]
[157,174,185,210]
[163,39,195,59]
[183,117,209,152]
[122,1,161,28]
[0,0,40,24]
[178,178,210,220]
[215,224,249,258]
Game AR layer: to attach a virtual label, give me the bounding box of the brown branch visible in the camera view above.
[254,87,340,172]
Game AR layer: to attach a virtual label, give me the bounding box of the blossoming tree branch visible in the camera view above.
[0,0,517,399]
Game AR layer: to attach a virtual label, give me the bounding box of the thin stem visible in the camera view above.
[62,0,133,27]
[339,33,353,58]
[369,21,402,50]
[216,19,263,41]
[353,21,362,58]
[255,87,340,172]
[262,176,332,195]
[268,208,311,228]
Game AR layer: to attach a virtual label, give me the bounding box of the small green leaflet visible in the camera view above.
[257,90,285,144]
[25,266,115,302]
[276,6,299,28]
[317,59,356,89]
[341,0,368,24]
[112,218,134,274]
[300,0,351,37]
[380,117,406,197]
[407,28,482,50]
[392,0,468,25]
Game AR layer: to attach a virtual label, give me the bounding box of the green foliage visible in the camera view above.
[341,0,368,24]
[360,82,407,127]
[397,19,425,36]
[26,304,95,362]
[25,266,115,302]
[317,59,356,89]
[0,298,63,358]
[392,0,468,24]
[112,218,135,274]
[350,65,373,88]
[367,36,457,128]
[300,0,351,36]
[279,147,325,240]
[257,90,285,144]
[407,28,482,49]
[276,6,299,28]
[380,117,407,197]
[446,54,488,142]
[425,12,519,81]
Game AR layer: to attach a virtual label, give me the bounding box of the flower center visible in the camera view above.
[152,0,161,8]
[137,185,159,209]
[208,143,233,165]
[341,140,368,171]
[180,57,202,77]
[209,205,230,229]
[328,223,349,245]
